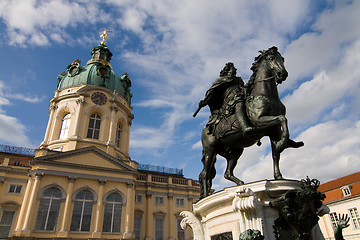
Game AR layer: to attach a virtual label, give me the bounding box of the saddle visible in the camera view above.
[212,85,246,139]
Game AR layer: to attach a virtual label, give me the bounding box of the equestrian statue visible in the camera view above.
[194,46,304,199]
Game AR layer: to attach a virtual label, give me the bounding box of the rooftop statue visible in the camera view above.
[100,29,112,45]
[194,46,304,199]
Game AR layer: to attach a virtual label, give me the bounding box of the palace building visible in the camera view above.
[318,171,360,239]
[0,37,200,240]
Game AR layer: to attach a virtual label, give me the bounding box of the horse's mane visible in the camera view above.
[245,46,279,97]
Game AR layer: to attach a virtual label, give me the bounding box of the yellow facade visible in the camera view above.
[0,146,200,240]
[0,41,200,239]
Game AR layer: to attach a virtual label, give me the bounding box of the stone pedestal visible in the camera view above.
[181,180,325,240]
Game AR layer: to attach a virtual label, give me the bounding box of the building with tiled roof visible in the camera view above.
[318,171,360,239]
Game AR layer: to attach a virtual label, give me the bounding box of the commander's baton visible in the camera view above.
[193,106,202,117]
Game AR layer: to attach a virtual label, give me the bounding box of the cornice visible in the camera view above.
[0,166,30,175]
[31,168,135,184]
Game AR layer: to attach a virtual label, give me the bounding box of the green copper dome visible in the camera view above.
[57,43,132,104]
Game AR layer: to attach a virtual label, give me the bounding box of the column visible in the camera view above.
[145,191,153,240]
[21,173,43,235]
[58,176,76,237]
[168,193,175,240]
[123,182,135,239]
[71,97,86,139]
[92,179,106,238]
[41,104,57,146]
[14,174,34,234]
[107,105,118,150]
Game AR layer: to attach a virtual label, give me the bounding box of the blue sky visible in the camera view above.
[0,0,359,191]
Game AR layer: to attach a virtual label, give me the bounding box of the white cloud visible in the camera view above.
[284,39,360,126]
[0,113,34,147]
[0,0,111,46]
[283,1,360,90]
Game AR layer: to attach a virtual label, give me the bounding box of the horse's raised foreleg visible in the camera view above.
[220,147,245,185]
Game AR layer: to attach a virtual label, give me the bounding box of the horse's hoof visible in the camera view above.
[274,175,284,180]
[288,139,304,148]
[237,180,245,185]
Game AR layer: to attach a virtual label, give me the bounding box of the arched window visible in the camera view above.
[102,192,123,233]
[59,114,71,139]
[87,114,101,139]
[115,123,122,147]
[34,187,62,231]
[70,190,94,232]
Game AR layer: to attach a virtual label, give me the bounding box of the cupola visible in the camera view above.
[39,30,133,161]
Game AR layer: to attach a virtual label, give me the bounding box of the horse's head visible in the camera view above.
[255,46,288,84]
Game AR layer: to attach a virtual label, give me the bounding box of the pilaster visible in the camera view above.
[20,173,43,236]
[58,176,76,237]
[14,174,34,234]
[145,191,153,240]
[123,181,135,239]
[92,179,106,238]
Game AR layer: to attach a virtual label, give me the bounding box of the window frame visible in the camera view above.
[329,212,339,230]
[102,192,123,233]
[34,186,63,231]
[70,189,95,232]
[87,113,102,139]
[341,185,352,197]
[154,196,164,205]
[175,198,185,207]
[59,113,71,139]
[115,122,122,148]
[0,210,15,238]
[348,207,360,229]
[176,218,185,240]
[154,217,164,240]
[135,194,142,204]
[8,184,22,194]
[134,215,142,239]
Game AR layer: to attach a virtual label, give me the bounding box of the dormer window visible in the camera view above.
[341,185,351,197]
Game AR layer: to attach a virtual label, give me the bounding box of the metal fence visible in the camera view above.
[0,144,36,156]
[137,164,183,176]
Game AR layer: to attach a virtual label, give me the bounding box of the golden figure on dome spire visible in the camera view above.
[100,29,112,45]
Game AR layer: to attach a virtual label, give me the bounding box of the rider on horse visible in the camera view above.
[196,62,253,137]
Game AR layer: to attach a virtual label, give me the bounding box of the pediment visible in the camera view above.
[34,146,136,174]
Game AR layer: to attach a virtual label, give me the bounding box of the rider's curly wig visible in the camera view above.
[220,62,236,77]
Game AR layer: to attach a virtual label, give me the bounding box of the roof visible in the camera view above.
[57,43,132,104]
[318,171,360,193]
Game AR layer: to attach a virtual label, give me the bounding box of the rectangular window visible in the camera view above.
[176,198,185,207]
[134,216,141,240]
[177,219,185,240]
[341,185,351,197]
[0,211,15,238]
[8,185,22,194]
[155,196,164,205]
[154,218,164,240]
[349,207,360,228]
[329,212,339,229]
[135,195,142,204]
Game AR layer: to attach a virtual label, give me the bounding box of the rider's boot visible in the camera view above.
[236,102,254,137]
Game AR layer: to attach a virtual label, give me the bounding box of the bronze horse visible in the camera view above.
[198,47,304,199]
